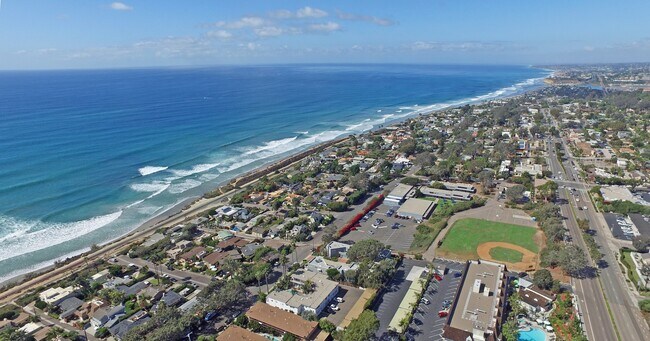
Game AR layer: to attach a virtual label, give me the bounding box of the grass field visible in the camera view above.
[489,247,524,263]
[439,218,539,258]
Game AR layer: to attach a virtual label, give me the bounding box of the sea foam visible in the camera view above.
[0,211,123,262]
[138,166,168,176]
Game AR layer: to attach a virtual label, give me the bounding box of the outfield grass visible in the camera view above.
[439,218,539,258]
[489,247,524,263]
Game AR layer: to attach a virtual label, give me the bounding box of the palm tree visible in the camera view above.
[279,249,289,276]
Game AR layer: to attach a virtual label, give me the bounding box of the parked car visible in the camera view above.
[438,310,448,318]
[454,271,462,278]
[391,223,400,229]
[204,311,217,322]
[336,297,344,303]
[420,298,430,305]
[330,304,340,311]
[434,274,443,281]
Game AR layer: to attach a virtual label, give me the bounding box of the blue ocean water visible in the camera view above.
[0,64,548,282]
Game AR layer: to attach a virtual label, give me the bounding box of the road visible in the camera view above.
[552,135,649,340]
[548,127,649,340]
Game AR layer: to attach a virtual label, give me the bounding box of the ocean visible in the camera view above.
[0,64,549,282]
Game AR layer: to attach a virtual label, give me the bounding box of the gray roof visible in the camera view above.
[241,243,263,258]
[159,290,183,307]
[109,316,150,340]
[58,297,83,319]
[117,281,149,296]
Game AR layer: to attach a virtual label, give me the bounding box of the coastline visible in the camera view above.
[0,71,551,294]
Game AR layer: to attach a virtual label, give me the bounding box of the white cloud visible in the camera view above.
[268,9,294,19]
[254,26,285,37]
[308,22,341,33]
[296,7,328,18]
[336,11,394,26]
[239,42,260,51]
[215,16,266,29]
[110,2,133,11]
[207,30,232,39]
[410,41,511,52]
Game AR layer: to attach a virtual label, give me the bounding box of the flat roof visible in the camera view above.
[396,198,436,218]
[217,325,267,341]
[600,186,637,202]
[246,302,318,339]
[448,260,505,335]
[420,187,472,200]
[387,184,413,199]
[268,270,339,311]
[630,214,650,237]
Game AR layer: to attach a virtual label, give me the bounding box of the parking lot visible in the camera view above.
[319,284,364,326]
[341,203,419,252]
[604,213,637,240]
[405,259,465,341]
[372,259,429,340]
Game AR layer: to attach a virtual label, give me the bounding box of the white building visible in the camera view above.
[39,286,78,305]
[266,270,339,316]
[385,184,414,206]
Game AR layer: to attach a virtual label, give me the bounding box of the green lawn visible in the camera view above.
[489,247,524,263]
[439,218,539,258]
[621,250,642,289]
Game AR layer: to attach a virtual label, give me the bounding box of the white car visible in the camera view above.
[336,297,344,303]
[330,304,340,311]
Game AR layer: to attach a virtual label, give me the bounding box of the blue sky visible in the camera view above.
[0,0,649,69]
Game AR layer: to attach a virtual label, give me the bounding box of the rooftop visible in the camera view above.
[268,270,339,311]
[448,260,506,336]
[246,302,319,339]
[396,198,436,218]
[387,184,414,199]
[217,325,267,341]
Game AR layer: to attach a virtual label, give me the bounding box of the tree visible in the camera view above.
[279,249,289,276]
[506,184,526,203]
[253,262,271,293]
[342,310,379,341]
[346,239,384,263]
[349,164,360,176]
[327,201,349,212]
[348,173,370,191]
[0,327,35,341]
[319,318,336,333]
[632,236,650,253]
[501,318,518,341]
[414,152,436,167]
[536,181,558,202]
[576,219,590,232]
[533,269,554,290]
[559,245,588,277]
[398,139,417,156]
[639,299,650,313]
[302,279,314,294]
[326,268,340,281]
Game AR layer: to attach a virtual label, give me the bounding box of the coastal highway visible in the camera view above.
[547,140,618,341]
[550,136,649,341]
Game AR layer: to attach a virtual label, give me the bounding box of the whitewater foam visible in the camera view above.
[167,179,202,194]
[169,163,220,177]
[0,211,123,262]
[138,166,168,176]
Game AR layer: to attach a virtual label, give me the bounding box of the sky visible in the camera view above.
[0,0,649,69]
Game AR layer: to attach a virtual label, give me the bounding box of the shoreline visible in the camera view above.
[0,72,551,294]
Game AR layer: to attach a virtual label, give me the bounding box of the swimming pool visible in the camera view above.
[518,327,547,341]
